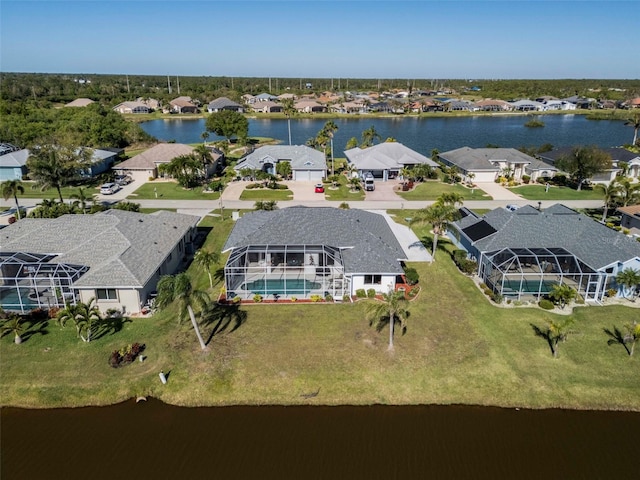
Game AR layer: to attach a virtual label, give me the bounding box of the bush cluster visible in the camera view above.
[366,289,376,298]
[355,289,366,298]
[109,343,145,368]
[404,267,419,285]
[538,299,555,310]
[452,250,478,275]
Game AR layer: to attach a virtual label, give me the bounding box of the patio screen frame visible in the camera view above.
[224,244,348,300]
[0,252,89,313]
[479,247,605,301]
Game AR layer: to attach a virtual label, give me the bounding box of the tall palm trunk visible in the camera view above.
[432,233,439,260]
[13,193,22,219]
[388,312,395,351]
[188,305,207,350]
[56,185,64,203]
[287,118,292,146]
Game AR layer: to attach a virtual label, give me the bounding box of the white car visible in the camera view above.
[100,183,121,195]
[505,204,519,211]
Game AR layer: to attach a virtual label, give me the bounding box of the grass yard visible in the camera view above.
[511,184,603,200]
[1,214,638,410]
[13,181,102,200]
[397,181,491,201]
[324,175,365,201]
[128,181,221,200]
[239,188,293,201]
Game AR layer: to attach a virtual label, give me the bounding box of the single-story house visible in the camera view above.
[235,145,326,181]
[538,147,620,184]
[449,204,640,302]
[330,101,368,114]
[438,147,556,183]
[475,100,513,112]
[294,100,326,113]
[0,210,199,314]
[510,100,543,111]
[254,93,278,103]
[251,100,283,113]
[113,101,151,114]
[608,147,640,179]
[207,97,244,113]
[222,207,408,300]
[344,142,439,181]
[169,96,198,114]
[65,98,95,108]
[0,149,29,181]
[113,143,195,182]
[617,205,640,232]
[0,148,118,181]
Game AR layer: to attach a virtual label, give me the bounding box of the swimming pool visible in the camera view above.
[244,279,321,295]
[0,288,39,311]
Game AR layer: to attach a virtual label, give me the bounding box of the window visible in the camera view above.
[96,289,118,300]
[364,275,382,285]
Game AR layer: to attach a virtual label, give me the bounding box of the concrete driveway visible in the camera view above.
[287,181,327,202]
[475,182,523,201]
[364,180,405,201]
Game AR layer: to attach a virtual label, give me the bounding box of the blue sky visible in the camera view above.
[1,1,639,79]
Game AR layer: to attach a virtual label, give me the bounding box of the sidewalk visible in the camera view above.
[475,182,523,201]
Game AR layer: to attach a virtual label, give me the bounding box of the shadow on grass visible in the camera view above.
[201,303,247,345]
[93,316,132,341]
[22,318,50,342]
[370,312,411,336]
[604,326,632,356]
[531,323,555,356]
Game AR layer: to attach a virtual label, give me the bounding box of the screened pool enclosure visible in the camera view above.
[0,252,87,313]
[479,247,605,301]
[224,245,349,300]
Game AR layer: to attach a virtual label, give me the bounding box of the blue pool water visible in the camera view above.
[244,279,321,295]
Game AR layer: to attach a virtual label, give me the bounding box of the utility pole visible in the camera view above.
[177,76,180,95]
[167,76,172,94]
[269,77,272,92]
[126,75,130,94]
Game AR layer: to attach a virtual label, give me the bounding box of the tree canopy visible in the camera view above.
[205,110,248,143]
[555,146,612,191]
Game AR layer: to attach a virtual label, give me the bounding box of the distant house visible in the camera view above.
[330,100,368,114]
[113,101,151,114]
[345,142,439,181]
[137,97,161,110]
[0,210,199,315]
[207,97,244,113]
[294,100,326,113]
[65,98,95,108]
[251,100,283,113]
[449,204,640,302]
[235,145,326,181]
[607,147,640,179]
[617,204,640,233]
[538,147,619,185]
[475,99,513,112]
[113,143,195,182]
[169,96,198,114]
[79,148,120,177]
[438,147,556,183]
[509,99,543,111]
[0,149,29,181]
[254,93,278,102]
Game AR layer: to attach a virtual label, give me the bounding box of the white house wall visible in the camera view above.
[350,274,396,295]
[79,288,142,315]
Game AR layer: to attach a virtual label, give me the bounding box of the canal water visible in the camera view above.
[2,399,639,479]
[140,115,632,154]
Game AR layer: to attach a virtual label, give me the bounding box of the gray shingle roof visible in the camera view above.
[236,145,326,171]
[439,147,538,172]
[1,210,198,288]
[455,204,640,270]
[115,143,194,170]
[223,207,405,274]
[0,149,29,168]
[344,143,438,170]
[208,97,242,109]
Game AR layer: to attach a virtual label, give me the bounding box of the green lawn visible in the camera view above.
[1,214,638,410]
[396,181,491,201]
[128,182,221,200]
[324,175,365,201]
[13,181,102,200]
[239,188,293,201]
[511,184,604,200]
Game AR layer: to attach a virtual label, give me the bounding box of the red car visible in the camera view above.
[315,184,325,193]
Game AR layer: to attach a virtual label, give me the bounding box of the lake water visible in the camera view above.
[2,399,639,479]
[140,115,632,154]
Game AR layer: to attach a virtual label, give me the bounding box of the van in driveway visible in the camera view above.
[363,173,375,191]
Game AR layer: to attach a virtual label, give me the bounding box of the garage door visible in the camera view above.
[473,171,498,182]
[294,170,324,181]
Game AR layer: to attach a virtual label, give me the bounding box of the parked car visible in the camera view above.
[505,204,519,211]
[100,183,121,195]
[315,184,325,193]
[114,174,133,186]
[363,173,375,191]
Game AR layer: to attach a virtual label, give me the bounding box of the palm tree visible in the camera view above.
[155,273,209,350]
[361,126,381,148]
[549,283,577,309]
[322,121,339,176]
[56,298,102,342]
[415,202,459,259]
[547,318,574,358]
[27,144,89,203]
[1,179,25,220]
[618,180,640,207]
[348,176,361,192]
[201,131,210,145]
[623,321,640,356]
[1,314,27,344]
[158,154,202,188]
[615,268,640,300]
[193,144,213,177]
[366,290,409,351]
[194,249,220,289]
[70,187,94,214]
[595,180,621,222]
[624,112,640,146]
[436,192,464,208]
[281,98,296,146]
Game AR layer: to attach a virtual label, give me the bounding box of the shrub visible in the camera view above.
[355,289,366,298]
[253,294,263,303]
[459,259,478,275]
[324,294,333,302]
[338,202,350,209]
[109,343,145,368]
[522,175,531,184]
[539,299,555,310]
[491,292,503,304]
[404,267,419,285]
[367,289,376,298]
[232,296,241,304]
[290,296,297,302]
[310,294,323,302]
[343,294,351,302]
[606,288,617,297]
[245,183,261,189]
[207,180,225,192]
